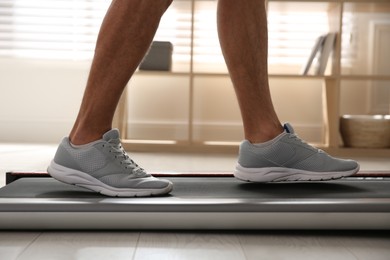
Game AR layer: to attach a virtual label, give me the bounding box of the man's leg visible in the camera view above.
[217,0,283,143]
[217,0,359,182]
[70,0,173,145]
[48,0,174,197]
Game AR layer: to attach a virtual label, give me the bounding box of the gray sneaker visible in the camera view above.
[47,129,173,197]
[235,123,359,182]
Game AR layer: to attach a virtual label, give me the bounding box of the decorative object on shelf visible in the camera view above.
[301,33,337,75]
[340,115,390,148]
[139,41,173,71]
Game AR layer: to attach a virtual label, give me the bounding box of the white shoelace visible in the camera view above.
[107,140,150,177]
[287,133,321,153]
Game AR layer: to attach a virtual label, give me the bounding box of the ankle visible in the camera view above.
[69,133,101,146]
[245,124,284,144]
[69,127,111,145]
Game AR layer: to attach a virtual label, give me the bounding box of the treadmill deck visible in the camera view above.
[1,175,390,230]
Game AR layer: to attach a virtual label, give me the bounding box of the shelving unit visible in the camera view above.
[113,0,390,157]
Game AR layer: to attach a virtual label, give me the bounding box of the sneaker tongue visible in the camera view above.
[283,123,295,134]
[102,129,120,142]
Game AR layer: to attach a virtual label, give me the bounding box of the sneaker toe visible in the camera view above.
[99,174,172,190]
[134,177,173,189]
[294,152,359,173]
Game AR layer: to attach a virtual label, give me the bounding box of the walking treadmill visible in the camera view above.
[0,171,389,230]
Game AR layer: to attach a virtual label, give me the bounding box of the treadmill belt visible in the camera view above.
[1,176,390,230]
[0,176,390,199]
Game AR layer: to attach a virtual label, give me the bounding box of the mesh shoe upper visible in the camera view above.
[52,129,169,189]
[238,123,359,173]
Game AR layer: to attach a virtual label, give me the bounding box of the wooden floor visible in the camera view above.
[1,143,390,260]
[1,231,390,260]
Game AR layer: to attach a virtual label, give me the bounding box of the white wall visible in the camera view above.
[0,57,368,144]
[0,58,89,143]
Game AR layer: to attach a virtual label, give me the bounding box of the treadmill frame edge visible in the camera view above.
[0,212,389,230]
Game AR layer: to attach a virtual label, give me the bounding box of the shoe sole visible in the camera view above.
[47,161,173,197]
[234,164,360,182]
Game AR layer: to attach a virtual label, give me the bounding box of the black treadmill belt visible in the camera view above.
[0,177,389,199]
[1,177,390,230]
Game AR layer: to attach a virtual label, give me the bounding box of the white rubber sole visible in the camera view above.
[234,164,360,183]
[47,160,173,197]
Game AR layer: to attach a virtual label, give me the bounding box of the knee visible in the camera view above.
[152,0,173,10]
[146,0,173,13]
[114,0,173,13]
[163,0,173,10]
[149,0,172,17]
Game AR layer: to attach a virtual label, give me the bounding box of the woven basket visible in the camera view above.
[340,115,390,148]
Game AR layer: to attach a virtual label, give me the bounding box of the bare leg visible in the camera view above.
[217,0,283,143]
[50,0,359,192]
[70,0,172,145]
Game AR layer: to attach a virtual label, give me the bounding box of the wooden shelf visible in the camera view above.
[269,0,390,3]
[322,147,390,157]
[136,71,390,81]
[339,75,390,80]
[115,0,390,157]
